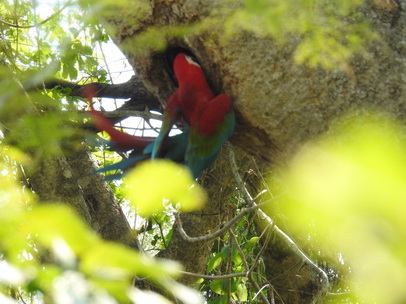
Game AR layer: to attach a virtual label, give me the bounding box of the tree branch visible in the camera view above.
[179,271,247,280]
[44,75,162,124]
[99,109,162,121]
[175,194,284,243]
[44,75,160,105]
[228,147,330,303]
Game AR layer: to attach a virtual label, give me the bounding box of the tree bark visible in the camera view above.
[90,1,406,303]
[0,82,138,248]
[25,143,140,249]
[0,76,140,248]
[102,0,405,163]
[65,144,140,248]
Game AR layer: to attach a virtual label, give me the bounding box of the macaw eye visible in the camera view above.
[185,55,201,68]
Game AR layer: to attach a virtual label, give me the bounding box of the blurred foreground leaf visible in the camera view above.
[0,144,187,303]
[124,160,206,217]
[267,111,406,303]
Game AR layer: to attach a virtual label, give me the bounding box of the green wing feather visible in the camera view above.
[186,111,235,178]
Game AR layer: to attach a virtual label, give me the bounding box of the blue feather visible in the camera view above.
[97,128,190,180]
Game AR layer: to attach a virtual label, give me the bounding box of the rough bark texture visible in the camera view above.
[103,0,405,163]
[65,144,139,248]
[25,143,139,249]
[1,77,148,250]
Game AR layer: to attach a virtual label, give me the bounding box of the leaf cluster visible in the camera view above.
[0,146,194,303]
[266,110,406,303]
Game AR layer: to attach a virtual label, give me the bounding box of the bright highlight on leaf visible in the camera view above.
[124,160,206,217]
[269,111,406,303]
[25,205,99,255]
[17,205,182,302]
[0,145,31,256]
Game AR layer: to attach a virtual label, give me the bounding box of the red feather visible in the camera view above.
[84,84,155,151]
[193,94,233,136]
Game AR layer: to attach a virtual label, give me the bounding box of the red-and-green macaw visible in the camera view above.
[86,85,155,151]
[97,129,189,180]
[152,53,235,178]
[85,52,235,179]
[85,84,189,179]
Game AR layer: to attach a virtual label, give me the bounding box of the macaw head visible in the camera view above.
[173,53,207,89]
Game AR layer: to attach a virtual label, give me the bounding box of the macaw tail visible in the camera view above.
[97,130,189,180]
[84,84,155,152]
[96,154,149,180]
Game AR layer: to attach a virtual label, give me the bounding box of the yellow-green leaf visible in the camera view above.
[24,205,99,254]
[270,111,406,303]
[124,160,206,217]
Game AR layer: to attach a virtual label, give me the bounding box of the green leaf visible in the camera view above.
[0,145,32,255]
[68,64,78,80]
[249,236,260,245]
[235,282,248,301]
[165,228,174,244]
[220,245,241,265]
[208,296,227,304]
[81,240,182,289]
[224,0,375,70]
[220,245,230,257]
[31,265,62,293]
[14,112,74,158]
[24,205,99,254]
[272,111,406,303]
[209,279,226,295]
[207,252,223,273]
[124,160,206,217]
[209,278,238,295]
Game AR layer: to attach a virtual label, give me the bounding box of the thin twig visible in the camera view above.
[227,158,276,303]
[228,147,329,302]
[228,147,253,202]
[154,216,167,248]
[174,194,284,243]
[230,231,271,304]
[249,222,273,274]
[252,284,271,302]
[249,221,283,303]
[226,234,232,304]
[251,156,275,198]
[179,270,247,280]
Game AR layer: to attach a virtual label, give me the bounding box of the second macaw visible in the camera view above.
[97,128,189,180]
[152,53,235,178]
[85,84,155,152]
[85,84,189,179]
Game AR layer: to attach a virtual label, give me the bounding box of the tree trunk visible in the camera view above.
[102,0,405,162]
[25,143,140,249]
[95,0,406,302]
